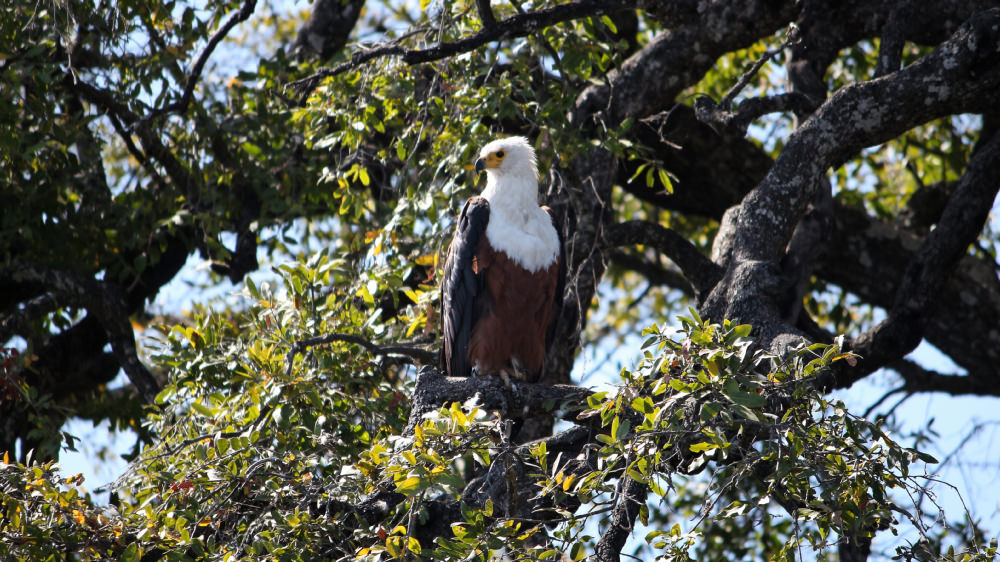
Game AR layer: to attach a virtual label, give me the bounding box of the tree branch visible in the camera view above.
[287,0,641,99]
[621,105,774,220]
[608,250,695,298]
[732,8,1000,265]
[604,220,722,296]
[595,476,649,561]
[291,0,366,61]
[704,8,1000,358]
[0,264,160,404]
[695,92,820,137]
[571,0,798,128]
[404,366,594,434]
[285,333,437,379]
[875,0,913,77]
[837,117,1000,385]
[475,0,497,28]
[140,0,257,124]
[693,23,809,136]
[887,358,999,397]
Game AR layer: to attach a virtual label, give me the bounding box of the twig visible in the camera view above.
[693,25,816,136]
[719,24,801,110]
[862,385,906,419]
[284,332,437,378]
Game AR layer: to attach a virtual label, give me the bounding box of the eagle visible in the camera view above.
[440,136,564,383]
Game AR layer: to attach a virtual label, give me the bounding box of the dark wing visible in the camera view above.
[440,196,491,377]
[543,206,566,354]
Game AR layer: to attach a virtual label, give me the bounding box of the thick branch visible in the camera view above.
[291,0,366,61]
[836,125,1000,385]
[731,8,1000,266]
[875,0,913,77]
[695,92,820,137]
[571,0,797,127]
[621,105,774,220]
[887,359,998,397]
[704,8,1000,357]
[404,366,593,434]
[0,264,160,403]
[595,477,649,562]
[608,251,694,298]
[604,220,722,295]
[0,295,60,344]
[475,0,497,28]
[817,201,1000,391]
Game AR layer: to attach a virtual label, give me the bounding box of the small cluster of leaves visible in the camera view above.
[0,452,135,560]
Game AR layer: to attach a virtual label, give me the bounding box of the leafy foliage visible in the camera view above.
[3,0,1000,560]
[4,271,996,559]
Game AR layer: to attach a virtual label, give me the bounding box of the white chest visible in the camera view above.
[485,206,560,273]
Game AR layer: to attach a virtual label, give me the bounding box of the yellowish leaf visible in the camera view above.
[414,254,437,267]
[562,474,576,491]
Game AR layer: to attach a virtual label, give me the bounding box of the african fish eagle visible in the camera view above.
[440,136,564,383]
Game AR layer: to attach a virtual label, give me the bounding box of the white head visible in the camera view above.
[474,136,538,184]
[471,136,559,272]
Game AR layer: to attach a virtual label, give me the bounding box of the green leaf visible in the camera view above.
[190,401,214,417]
[614,419,631,441]
[723,379,766,408]
[395,476,424,496]
[595,433,615,445]
[730,323,752,339]
[731,404,760,420]
[120,543,140,562]
[600,15,618,34]
[657,168,673,194]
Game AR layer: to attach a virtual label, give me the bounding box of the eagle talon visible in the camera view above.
[498,370,515,391]
[511,359,531,385]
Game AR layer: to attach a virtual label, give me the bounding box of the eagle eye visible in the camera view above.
[496,150,505,158]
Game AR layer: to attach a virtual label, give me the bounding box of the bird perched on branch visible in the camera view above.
[440,136,564,383]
